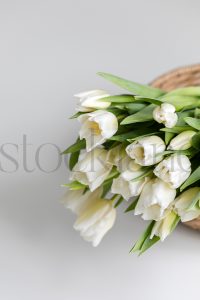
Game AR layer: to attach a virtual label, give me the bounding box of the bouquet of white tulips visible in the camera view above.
[62,72,200,254]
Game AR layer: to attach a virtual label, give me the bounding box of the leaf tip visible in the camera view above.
[97,72,105,77]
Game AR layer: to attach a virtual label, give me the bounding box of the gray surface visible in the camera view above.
[1,0,200,299]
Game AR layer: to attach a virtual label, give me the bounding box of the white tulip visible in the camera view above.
[62,188,116,247]
[107,144,141,173]
[167,130,196,150]
[78,110,118,151]
[70,148,112,192]
[153,154,191,189]
[62,187,100,215]
[150,210,179,241]
[107,145,127,167]
[153,103,178,128]
[175,187,200,222]
[135,178,176,221]
[75,90,110,112]
[126,136,166,166]
[111,169,150,201]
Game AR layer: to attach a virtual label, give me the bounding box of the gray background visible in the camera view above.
[0,0,200,299]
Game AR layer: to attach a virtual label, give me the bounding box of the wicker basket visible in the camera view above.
[151,64,200,230]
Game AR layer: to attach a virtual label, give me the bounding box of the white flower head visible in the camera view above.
[126,136,166,166]
[61,187,100,215]
[62,188,116,247]
[175,187,200,222]
[153,154,191,189]
[150,210,178,241]
[70,148,112,192]
[78,110,118,152]
[107,144,141,172]
[75,90,110,112]
[167,130,196,151]
[135,178,176,221]
[153,103,178,128]
[111,169,150,201]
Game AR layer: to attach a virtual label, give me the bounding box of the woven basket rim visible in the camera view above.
[150,63,200,89]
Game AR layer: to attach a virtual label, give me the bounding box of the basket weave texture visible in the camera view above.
[151,64,200,230]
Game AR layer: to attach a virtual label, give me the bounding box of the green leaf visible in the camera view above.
[107,104,126,111]
[106,107,124,116]
[110,130,139,142]
[139,235,160,255]
[191,132,200,149]
[166,87,200,97]
[62,181,86,190]
[125,102,147,114]
[101,95,135,103]
[186,191,200,210]
[103,140,120,150]
[114,196,124,208]
[101,167,120,198]
[165,132,175,145]
[180,166,200,191]
[194,108,200,118]
[130,221,155,253]
[160,95,200,111]
[105,166,119,181]
[160,126,192,134]
[130,169,153,182]
[125,197,139,212]
[162,148,197,157]
[98,72,165,98]
[127,131,160,142]
[170,214,180,233]
[70,112,85,119]
[101,179,113,198]
[62,139,86,154]
[176,110,195,126]
[110,128,158,142]
[134,96,163,105]
[121,104,155,125]
[69,151,80,170]
[184,117,200,130]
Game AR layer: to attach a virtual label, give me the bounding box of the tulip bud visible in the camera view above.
[153,154,191,189]
[111,170,149,200]
[75,90,110,112]
[150,210,179,241]
[126,136,166,166]
[135,178,176,221]
[62,188,116,247]
[70,148,112,191]
[153,103,178,128]
[167,130,196,150]
[78,110,118,151]
[175,187,200,222]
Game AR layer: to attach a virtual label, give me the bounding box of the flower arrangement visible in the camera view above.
[62,72,200,254]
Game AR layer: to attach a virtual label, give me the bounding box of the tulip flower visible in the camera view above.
[175,187,200,222]
[75,90,110,112]
[167,130,196,150]
[153,103,178,128]
[107,145,141,173]
[126,136,166,166]
[62,188,116,247]
[70,148,112,191]
[78,110,118,151]
[153,154,191,189]
[150,210,179,241]
[135,178,176,221]
[111,169,150,200]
